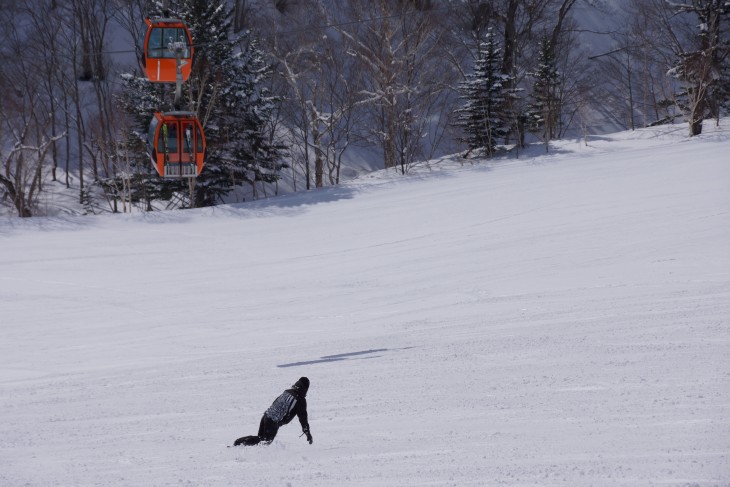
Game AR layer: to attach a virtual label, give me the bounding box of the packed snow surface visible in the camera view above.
[1,124,729,486]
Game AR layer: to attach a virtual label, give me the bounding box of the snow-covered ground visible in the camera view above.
[1,123,729,486]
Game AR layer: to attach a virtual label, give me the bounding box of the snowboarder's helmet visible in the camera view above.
[293,377,310,396]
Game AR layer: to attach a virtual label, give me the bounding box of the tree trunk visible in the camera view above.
[311,110,323,188]
[689,96,704,136]
[0,175,32,217]
[500,0,518,145]
[383,101,397,170]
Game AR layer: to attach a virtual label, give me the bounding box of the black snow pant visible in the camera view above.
[234,414,279,446]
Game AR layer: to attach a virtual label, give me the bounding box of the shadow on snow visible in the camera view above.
[277,348,390,368]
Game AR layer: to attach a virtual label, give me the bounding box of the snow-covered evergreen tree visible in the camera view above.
[526,37,561,148]
[206,33,286,206]
[454,34,513,157]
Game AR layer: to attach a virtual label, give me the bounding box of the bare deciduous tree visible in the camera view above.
[0,104,65,217]
[264,0,366,188]
[344,0,455,173]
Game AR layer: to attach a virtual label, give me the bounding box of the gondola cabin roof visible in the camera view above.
[143,18,194,83]
[147,112,206,178]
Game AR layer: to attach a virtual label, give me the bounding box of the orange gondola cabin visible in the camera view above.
[143,18,193,83]
[148,112,206,178]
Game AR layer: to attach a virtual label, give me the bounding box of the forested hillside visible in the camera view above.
[1,0,728,217]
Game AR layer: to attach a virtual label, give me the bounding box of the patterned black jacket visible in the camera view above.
[264,380,310,434]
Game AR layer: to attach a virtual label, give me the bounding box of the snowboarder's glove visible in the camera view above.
[304,429,313,444]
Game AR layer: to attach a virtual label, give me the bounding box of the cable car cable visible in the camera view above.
[69,4,465,57]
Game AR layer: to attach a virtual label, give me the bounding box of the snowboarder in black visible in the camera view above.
[233,377,312,446]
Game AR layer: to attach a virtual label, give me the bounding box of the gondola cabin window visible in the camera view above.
[147,27,191,59]
[143,19,194,83]
[160,123,178,152]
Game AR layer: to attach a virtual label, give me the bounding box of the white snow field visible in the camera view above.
[1,124,729,487]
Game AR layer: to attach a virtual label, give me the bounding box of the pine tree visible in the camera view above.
[174,0,286,206]
[203,34,287,206]
[454,34,513,157]
[526,38,561,149]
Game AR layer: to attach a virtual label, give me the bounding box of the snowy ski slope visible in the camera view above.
[1,123,729,486]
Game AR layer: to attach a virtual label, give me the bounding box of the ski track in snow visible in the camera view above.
[1,124,729,486]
